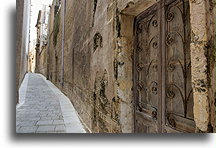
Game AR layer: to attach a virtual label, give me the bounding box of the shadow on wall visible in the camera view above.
[9,7,16,137]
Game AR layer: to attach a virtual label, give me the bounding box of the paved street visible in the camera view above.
[16,73,86,133]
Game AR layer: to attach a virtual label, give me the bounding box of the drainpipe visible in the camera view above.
[47,5,52,80]
[61,0,66,87]
[46,29,50,80]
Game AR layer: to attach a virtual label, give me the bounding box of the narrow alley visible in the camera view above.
[16,0,215,133]
[16,73,86,133]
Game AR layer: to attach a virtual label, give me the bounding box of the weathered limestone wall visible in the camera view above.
[116,0,159,133]
[37,47,47,77]
[47,2,56,82]
[46,0,61,84]
[190,0,209,131]
[16,0,31,103]
[206,0,216,133]
[47,0,160,133]
[36,6,50,78]
[45,0,215,133]
[19,0,31,85]
[189,0,215,132]
[47,0,125,133]
[89,0,123,132]
[16,0,24,103]
[63,0,119,133]
[28,50,36,73]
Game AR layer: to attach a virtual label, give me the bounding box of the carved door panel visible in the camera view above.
[134,0,195,133]
[134,5,160,133]
[164,0,195,133]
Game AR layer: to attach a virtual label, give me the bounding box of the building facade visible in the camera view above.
[39,0,215,133]
[35,5,50,76]
[16,0,31,104]
[28,39,36,73]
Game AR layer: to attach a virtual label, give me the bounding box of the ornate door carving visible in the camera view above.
[134,0,195,133]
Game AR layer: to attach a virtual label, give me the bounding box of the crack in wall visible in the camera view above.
[92,0,98,27]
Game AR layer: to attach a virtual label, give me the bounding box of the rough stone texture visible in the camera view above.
[117,0,158,16]
[37,46,48,77]
[35,6,50,78]
[16,0,31,103]
[16,0,24,104]
[47,0,122,133]
[28,48,36,73]
[113,0,159,133]
[189,0,215,132]
[44,0,215,133]
[48,0,62,85]
[206,0,216,133]
[46,0,162,133]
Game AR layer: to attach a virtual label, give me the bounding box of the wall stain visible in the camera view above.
[92,70,110,132]
[113,58,118,80]
[92,0,98,27]
[193,79,207,93]
[111,97,120,123]
[93,32,103,52]
[204,39,215,88]
[53,12,60,47]
[116,9,121,37]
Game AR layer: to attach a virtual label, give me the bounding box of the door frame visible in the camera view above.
[116,0,215,133]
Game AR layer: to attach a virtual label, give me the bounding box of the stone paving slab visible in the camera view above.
[36,125,55,133]
[36,120,54,126]
[16,73,86,133]
[53,120,64,125]
[55,125,66,132]
[17,126,38,133]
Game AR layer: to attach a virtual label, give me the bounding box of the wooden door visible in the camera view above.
[134,4,161,133]
[134,0,195,133]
